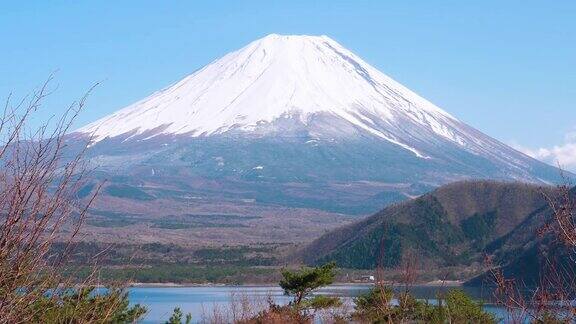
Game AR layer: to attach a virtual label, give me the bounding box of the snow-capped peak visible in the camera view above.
[77,34,464,156]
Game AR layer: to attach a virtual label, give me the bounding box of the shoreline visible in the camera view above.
[129,281,464,288]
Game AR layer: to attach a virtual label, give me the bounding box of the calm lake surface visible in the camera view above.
[128,285,508,323]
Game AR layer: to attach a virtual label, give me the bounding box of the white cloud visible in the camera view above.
[511,131,576,172]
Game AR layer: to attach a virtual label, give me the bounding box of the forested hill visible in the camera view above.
[295,180,559,282]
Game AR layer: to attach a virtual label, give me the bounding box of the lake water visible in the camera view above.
[129,285,509,323]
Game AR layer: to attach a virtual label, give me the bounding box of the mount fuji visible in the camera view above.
[74,34,561,216]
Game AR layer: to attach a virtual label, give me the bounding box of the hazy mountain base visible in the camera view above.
[76,195,354,246]
[77,132,448,214]
[62,128,563,250]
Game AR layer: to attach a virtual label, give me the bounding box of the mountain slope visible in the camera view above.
[466,186,576,286]
[71,34,563,226]
[295,181,556,272]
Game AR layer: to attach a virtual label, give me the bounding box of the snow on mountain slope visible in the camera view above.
[77,34,468,158]
[71,34,567,217]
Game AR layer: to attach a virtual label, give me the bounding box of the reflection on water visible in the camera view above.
[129,285,508,323]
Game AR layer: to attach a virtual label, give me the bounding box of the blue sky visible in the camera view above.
[1,1,575,169]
